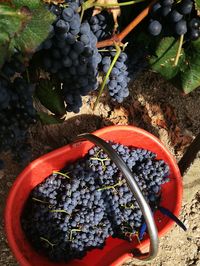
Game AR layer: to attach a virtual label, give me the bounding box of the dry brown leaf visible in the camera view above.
[154,118,167,129]
[109,107,129,125]
[43,0,65,5]
[92,0,104,16]
[164,105,177,122]
[131,100,192,154]
[93,0,121,29]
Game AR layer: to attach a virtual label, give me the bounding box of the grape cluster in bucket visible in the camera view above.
[21,142,170,262]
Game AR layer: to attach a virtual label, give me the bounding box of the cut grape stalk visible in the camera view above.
[96,0,157,48]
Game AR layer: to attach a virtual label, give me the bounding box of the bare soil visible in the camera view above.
[0,71,200,266]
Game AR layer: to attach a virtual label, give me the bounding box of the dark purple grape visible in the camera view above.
[161,6,172,16]
[62,7,74,22]
[175,20,187,35]
[89,11,114,41]
[189,29,199,40]
[40,3,100,114]
[179,0,193,15]
[189,18,200,29]
[161,0,174,6]
[55,19,70,33]
[169,10,183,23]
[148,20,162,36]
[0,73,36,164]
[152,2,162,15]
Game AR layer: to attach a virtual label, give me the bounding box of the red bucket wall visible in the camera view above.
[5,125,182,266]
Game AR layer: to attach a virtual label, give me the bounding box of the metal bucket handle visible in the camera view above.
[76,133,159,261]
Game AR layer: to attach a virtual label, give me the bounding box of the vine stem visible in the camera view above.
[80,5,85,22]
[93,43,121,109]
[96,0,156,48]
[82,0,143,10]
[174,34,184,66]
[93,0,145,8]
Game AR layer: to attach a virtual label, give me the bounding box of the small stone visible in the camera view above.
[75,119,81,126]
[191,206,197,212]
[190,211,197,218]
[6,181,12,187]
[192,226,197,232]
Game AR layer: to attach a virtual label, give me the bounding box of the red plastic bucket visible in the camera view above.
[5,125,182,266]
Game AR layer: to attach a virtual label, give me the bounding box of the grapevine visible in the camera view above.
[0,0,200,164]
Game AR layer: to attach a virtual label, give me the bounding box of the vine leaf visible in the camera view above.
[149,37,185,80]
[180,39,200,93]
[11,4,55,54]
[0,1,55,68]
[0,2,29,67]
[38,112,63,125]
[194,0,200,15]
[12,0,41,9]
[35,79,66,116]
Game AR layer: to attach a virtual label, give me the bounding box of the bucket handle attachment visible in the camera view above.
[76,133,159,261]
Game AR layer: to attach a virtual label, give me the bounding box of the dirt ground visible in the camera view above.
[0,71,200,266]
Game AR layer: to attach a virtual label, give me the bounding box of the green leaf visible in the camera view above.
[149,37,185,80]
[12,5,55,54]
[134,32,160,51]
[35,79,66,116]
[12,0,41,9]
[38,112,63,125]
[180,39,200,93]
[0,3,30,67]
[194,0,200,14]
[0,2,55,68]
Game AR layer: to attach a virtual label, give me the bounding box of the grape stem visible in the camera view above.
[69,228,82,241]
[40,237,56,247]
[90,157,110,170]
[50,209,70,215]
[121,203,135,209]
[90,156,110,171]
[98,49,117,52]
[83,0,144,10]
[174,34,184,67]
[32,197,49,204]
[53,170,71,179]
[135,232,141,244]
[96,0,156,48]
[93,43,121,109]
[98,180,122,191]
[93,0,146,8]
[80,5,85,22]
